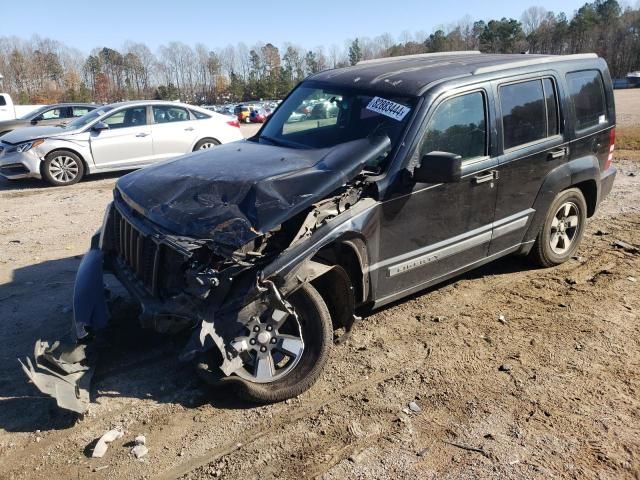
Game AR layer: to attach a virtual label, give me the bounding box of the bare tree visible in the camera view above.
[521,6,548,35]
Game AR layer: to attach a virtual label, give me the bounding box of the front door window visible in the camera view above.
[103,107,148,129]
[420,91,487,161]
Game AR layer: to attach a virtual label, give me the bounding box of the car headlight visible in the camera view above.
[16,139,45,153]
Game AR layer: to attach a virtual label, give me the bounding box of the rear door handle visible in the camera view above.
[136,132,149,137]
[184,127,195,131]
[548,148,567,159]
[473,170,498,184]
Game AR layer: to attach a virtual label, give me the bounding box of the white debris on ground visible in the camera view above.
[91,428,124,458]
[131,434,148,459]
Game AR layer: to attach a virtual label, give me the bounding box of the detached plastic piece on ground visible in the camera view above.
[73,248,109,340]
[18,340,95,414]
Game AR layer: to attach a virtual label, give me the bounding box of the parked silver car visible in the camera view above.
[0,101,243,186]
[0,103,97,137]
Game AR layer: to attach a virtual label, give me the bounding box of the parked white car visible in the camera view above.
[0,100,243,186]
[0,93,44,121]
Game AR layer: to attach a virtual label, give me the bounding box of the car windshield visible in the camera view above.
[259,84,416,169]
[63,106,114,130]
[18,105,50,120]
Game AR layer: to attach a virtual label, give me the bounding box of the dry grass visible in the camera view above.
[615,149,640,161]
[616,126,640,151]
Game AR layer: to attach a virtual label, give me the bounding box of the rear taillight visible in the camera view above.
[227,119,240,128]
[605,127,615,169]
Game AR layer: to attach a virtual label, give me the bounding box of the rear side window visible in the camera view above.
[566,70,607,131]
[152,105,189,123]
[420,91,487,161]
[0,96,6,106]
[500,79,559,150]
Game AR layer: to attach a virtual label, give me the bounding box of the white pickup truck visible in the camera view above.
[0,93,43,121]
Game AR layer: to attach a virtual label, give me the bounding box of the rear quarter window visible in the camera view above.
[190,109,211,120]
[0,96,6,106]
[566,70,607,131]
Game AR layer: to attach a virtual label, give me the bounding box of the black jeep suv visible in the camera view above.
[23,52,616,412]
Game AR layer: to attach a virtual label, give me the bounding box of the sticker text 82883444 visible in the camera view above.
[366,97,411,121]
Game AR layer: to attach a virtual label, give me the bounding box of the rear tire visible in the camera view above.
[41,151,85,186]
[193,138,220,151]
[529,188,587,267]
[233,283,333,403]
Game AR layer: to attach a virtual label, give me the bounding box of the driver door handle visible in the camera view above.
[473,170,498,184]
[548,147,567,159]
[136,132,149,137]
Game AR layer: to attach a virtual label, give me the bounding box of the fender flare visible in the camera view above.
[521,155,601,247]
[274,232,372,331]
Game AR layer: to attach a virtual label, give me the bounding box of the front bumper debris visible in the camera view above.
[0,149,42,179]
[73,248,109,339]
[19,340,94,414]
[20,244,107,414]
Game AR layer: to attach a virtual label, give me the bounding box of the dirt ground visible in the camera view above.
[0,98,639,479]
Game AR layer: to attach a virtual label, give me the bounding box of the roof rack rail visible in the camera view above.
[472,53,598,75]
[357,51,481,65]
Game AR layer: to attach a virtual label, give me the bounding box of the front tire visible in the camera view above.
[41,151,85,186]
[529,188,587,267]
[233,283,333,403]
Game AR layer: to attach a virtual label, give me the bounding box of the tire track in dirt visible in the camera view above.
[164,350,431,480]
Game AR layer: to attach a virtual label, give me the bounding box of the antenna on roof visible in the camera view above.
[357,51,481,65]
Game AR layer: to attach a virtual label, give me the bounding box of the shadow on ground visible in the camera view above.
[0,170,133,193]
[0,249,539,433]
[0,256,260,434]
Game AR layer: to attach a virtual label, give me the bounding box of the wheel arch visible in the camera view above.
[573,179,598,217]
[521,156,601,250]
[192,137,221,151]
[41,147,90,175]
[286,235,371,331]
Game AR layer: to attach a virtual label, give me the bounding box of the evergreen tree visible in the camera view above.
[348,38,363,65]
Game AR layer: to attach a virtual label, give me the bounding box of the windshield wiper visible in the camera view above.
[260,135,290,148]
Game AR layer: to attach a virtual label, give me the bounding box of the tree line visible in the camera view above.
[0,0,637,105]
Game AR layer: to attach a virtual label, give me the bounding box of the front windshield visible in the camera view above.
[64,106,114,130]
[18,105,49,120]
[259,84,416,169]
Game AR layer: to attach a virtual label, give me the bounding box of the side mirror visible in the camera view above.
[413,151,462,183]
[92,121,109,132]
[31,115,43,124]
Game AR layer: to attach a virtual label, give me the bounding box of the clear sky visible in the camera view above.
[2,0,590,52]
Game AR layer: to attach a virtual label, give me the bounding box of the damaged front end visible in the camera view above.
[20,135,389,413]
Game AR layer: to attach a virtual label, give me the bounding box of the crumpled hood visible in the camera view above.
[115,137,390,250]
[0,125,75,144]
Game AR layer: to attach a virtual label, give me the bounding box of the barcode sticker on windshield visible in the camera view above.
[366,97,411,121]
